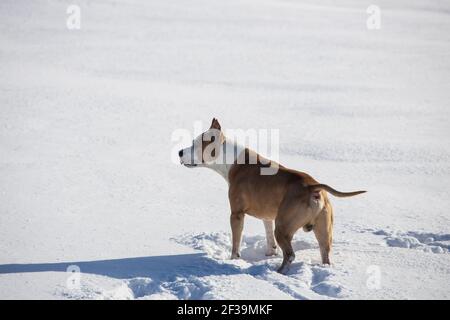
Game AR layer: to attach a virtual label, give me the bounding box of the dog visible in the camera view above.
[179,118,366,274]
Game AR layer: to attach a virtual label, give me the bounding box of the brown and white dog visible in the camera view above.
[179,118,366,274]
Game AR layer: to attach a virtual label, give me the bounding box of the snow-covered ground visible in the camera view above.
[1,0,449,299]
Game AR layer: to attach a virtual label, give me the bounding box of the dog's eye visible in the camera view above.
[210,136,215,142]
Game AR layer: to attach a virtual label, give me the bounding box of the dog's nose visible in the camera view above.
[178,149,183,157]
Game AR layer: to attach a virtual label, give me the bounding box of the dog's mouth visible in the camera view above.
[180,159,198,168]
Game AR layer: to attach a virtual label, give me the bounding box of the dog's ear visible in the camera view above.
[210,118,221,131]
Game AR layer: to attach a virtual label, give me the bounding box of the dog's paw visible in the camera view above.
[265,246,278,256]
[276,265,289,274]
[230,252,241,259]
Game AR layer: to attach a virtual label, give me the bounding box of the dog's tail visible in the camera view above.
[309,184,366,198]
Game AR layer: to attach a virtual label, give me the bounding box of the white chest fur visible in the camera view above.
[205,140,245,183]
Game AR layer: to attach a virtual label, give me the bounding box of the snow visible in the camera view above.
[0,0,449,299]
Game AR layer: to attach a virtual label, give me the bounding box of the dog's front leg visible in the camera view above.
[230,212,245,259]
[263,220,278,256]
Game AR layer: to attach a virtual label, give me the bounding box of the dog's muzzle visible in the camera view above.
[179,149,197,167]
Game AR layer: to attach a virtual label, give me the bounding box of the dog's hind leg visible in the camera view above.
[274,224,295,274]
[263,220,277,256]
[275,190,311,274]
[313,203,333,265]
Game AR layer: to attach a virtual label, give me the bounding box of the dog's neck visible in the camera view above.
[204,138,245,184]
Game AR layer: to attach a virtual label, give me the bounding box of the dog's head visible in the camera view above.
[179,118,225,168]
